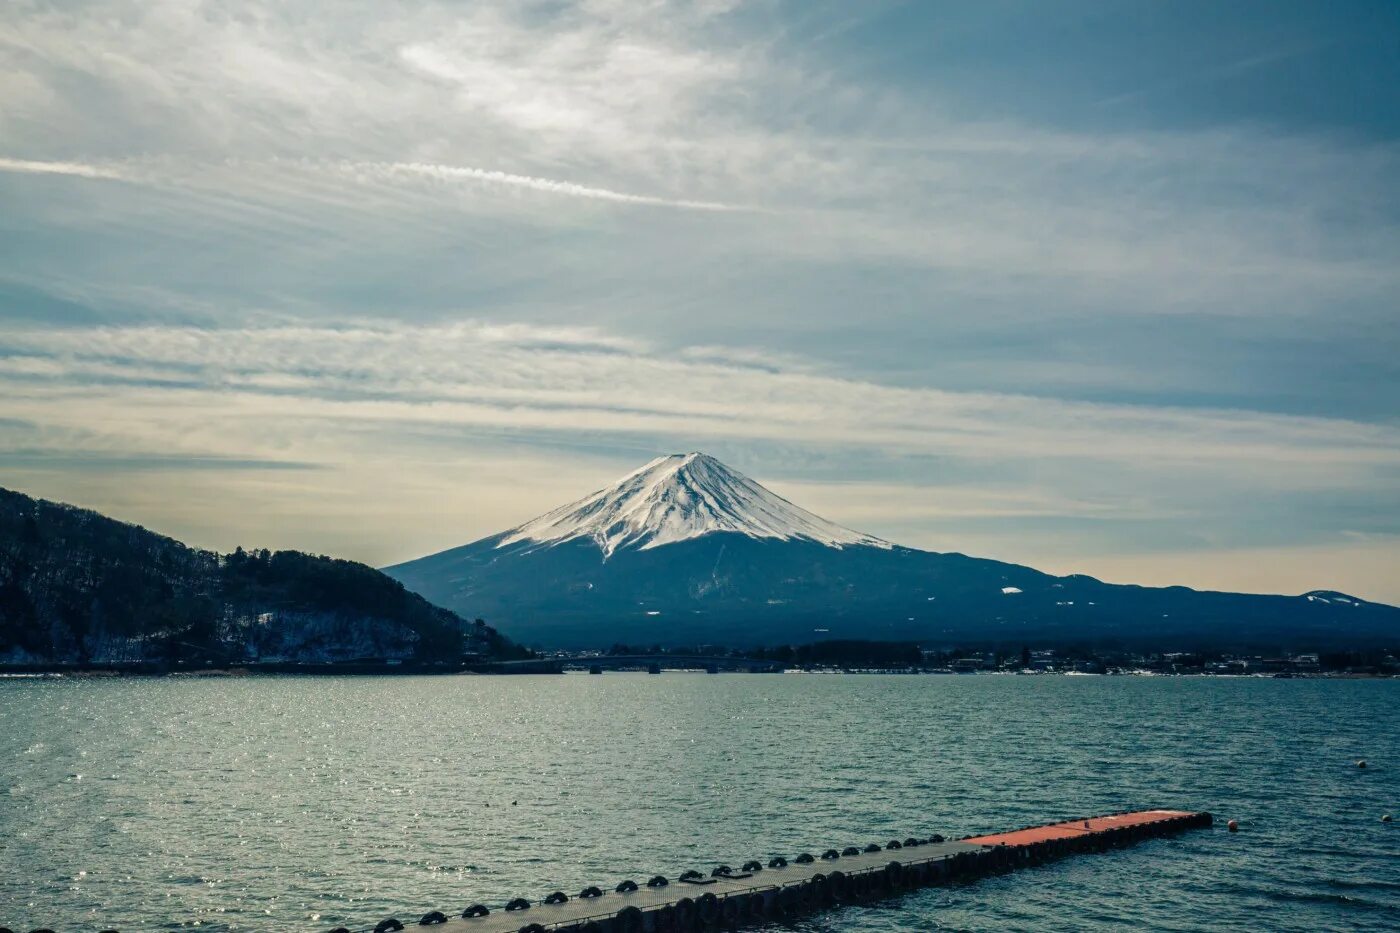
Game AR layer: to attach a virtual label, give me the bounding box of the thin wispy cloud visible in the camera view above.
[1096,43,1329,109]
[0,153,742,212]
[361,162,743,211]
[3,321,1396,472]
[0,158,124,180]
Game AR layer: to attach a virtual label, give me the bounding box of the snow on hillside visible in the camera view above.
[498,452,892,558]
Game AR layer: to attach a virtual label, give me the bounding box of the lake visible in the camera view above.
[2,674,1397,931]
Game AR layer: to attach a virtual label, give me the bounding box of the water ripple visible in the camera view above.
[0,675,1396,932]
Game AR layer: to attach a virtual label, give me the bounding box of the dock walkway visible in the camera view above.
[344,809,1212,933]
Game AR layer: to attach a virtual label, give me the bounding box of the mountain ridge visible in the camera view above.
[384,454,1398,649]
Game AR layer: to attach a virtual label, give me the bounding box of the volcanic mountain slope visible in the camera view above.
[384,453,1399,649]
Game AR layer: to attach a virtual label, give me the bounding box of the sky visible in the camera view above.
[2,0,1398,603]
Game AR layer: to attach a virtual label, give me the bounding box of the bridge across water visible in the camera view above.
[335,809,1213,933]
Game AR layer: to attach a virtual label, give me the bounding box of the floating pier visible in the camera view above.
[335,809,1212,933]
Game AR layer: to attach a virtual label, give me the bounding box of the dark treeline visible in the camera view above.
[749,640,924,667]
[0,487,530,666]
[598,637,1395,672]
[1317,649,1396,671]
[604,639,923,667]
[877,643,1396,672]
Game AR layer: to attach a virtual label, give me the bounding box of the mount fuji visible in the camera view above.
[384,453,1398,649]
[497,452,890,557]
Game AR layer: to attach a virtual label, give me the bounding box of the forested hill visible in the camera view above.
[0,486,528,666]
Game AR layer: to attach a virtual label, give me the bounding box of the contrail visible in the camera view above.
[365,160,741,212]
[0,154,743,212]
[0,157,124,180]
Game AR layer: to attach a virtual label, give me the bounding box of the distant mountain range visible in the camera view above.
[385,453,1400,649]
[0,486,526,666]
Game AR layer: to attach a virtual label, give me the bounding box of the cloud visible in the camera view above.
[0,152,743,211]
[3,320,1397,476]
[1,319,1396,600]
[2,0,1396,326]
[357,161,742,211]
[0,157,124,180]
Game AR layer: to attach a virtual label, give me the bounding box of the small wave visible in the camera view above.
[1261,888,1391,911]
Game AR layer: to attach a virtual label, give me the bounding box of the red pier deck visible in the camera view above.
[966,809,1199,847]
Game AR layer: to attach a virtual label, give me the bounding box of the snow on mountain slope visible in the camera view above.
[497,452,892,558]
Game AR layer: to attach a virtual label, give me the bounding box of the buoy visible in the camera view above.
[671,898,696,928]
[615,906,644,933]
[696,892,719,923]
[1226,819,1239,832]
[1383,814,1393,823]
[1357,760,1367,769]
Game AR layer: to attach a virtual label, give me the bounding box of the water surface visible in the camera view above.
[2,674,1396,931]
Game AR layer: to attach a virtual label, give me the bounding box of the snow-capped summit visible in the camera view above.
[498,452,891,558]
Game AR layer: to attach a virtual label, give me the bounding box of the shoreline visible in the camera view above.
[0,660,484,677]
[2,664,1393,679]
